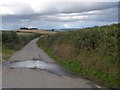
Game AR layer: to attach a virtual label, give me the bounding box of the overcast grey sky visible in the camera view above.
[0,0,119,30]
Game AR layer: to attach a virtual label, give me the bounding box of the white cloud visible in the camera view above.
[63,24,70,28]
[0,1,34,15]
[20,19,29,22]
[0,1,118,15]
[0,1,118,30]
[0,7,15,15]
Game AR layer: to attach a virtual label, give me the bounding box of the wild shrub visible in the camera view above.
[37,23,119,88]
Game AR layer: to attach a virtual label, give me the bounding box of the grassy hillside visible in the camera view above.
[2,31,40,61]
[37,24,119,88]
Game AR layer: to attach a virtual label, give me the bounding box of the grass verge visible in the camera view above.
[37,24,119,88]
[2,31,40,61]
[39,46,118,88]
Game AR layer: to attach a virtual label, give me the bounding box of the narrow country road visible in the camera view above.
[2,38,100,88]
[9,38,54,63]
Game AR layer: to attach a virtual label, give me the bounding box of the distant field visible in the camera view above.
[16,29,57,34]
[16,32,35,35]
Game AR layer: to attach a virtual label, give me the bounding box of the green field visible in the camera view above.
[37,24,119,88]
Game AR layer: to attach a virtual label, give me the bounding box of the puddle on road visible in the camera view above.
[2,60,66,76]
[2,60,102,88]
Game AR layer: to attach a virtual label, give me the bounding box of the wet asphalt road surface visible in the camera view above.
[2,38,101,88]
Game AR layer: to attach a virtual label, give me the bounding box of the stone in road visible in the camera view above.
[2,38,97,88]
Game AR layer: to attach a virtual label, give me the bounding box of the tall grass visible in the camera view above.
[2,31,40,60]
[0,31,2,53]
[37,24,119,88]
